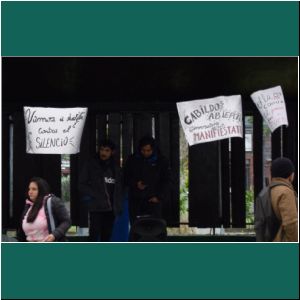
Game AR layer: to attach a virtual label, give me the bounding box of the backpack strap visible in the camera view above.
[268,181,294,223]
[46,196,56,233]
[269,182,297,199]
[269,181,291,189]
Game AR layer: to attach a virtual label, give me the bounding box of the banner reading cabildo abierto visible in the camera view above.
[177,95,243,146]
[250,86,288,132]
[24,107,88,154]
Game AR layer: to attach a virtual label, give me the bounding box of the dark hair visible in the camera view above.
[138,136,156,150]
[271,157,295,179]
[98,139,116,151]
[26,177,51,223]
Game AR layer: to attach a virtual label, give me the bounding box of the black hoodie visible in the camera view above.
[78,156,123,215]
[124,150,171,202]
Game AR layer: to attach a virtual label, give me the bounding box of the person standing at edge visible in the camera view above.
[17,177,71,242]
[124,136,172,226]
[270,157,298,242]
[79,139,123,242]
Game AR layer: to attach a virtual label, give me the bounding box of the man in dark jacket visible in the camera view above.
[124,136,171,226]
[79,139,123,242]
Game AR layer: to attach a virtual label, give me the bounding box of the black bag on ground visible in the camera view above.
[254,182,289,242]
[129,216,167,242]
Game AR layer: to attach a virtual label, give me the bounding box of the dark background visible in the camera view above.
[2,57,298,230]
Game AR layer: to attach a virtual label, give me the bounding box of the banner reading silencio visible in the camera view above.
[177,95,243,146]
[24,107,88,154]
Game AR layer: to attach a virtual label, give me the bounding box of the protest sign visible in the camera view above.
[177,95,243,146]
[251,86,288,132]
[24,107,88,154]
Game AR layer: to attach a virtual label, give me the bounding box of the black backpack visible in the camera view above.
[129,216,167,242]
[254,182,289,242]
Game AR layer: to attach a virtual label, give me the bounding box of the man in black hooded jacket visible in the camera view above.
[124,136,171,226]
[79,139,123,242]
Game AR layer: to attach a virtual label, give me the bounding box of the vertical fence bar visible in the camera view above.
[221,139,230,227]
[189,141,220,228]
[231,116,246,228]
[107,113,121,166]
[253,112,263,199]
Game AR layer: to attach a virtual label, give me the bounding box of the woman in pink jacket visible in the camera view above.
[17,177,71,242]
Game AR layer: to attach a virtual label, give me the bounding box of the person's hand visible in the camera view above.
[43,234,55,242]
[137,181,147,190]
[149,197,159,203]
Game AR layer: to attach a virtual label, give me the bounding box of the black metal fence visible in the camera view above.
[2,100,298,229]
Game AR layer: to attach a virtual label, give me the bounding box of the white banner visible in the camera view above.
[177,95,243,146]
[24,107,88,154]
[251,86,288,132]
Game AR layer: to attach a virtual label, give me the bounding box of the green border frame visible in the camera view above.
[1,1,299,56]
[2,243,299,299]
[1,2,299,299]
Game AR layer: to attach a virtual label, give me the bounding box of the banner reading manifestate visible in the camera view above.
[177,95,243,146]
[250,86,288,132]
[24,107,88,154]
